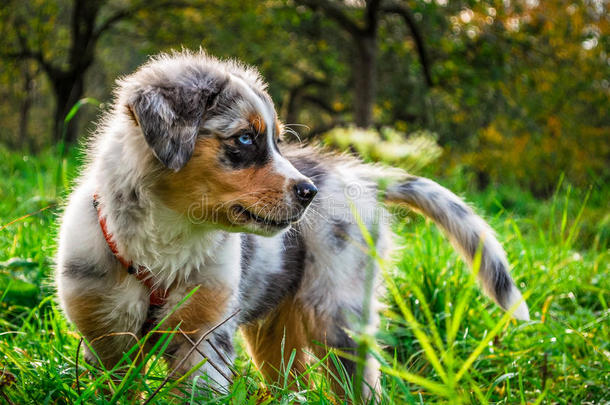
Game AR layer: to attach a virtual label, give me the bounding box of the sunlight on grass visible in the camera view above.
[0,147,608,403]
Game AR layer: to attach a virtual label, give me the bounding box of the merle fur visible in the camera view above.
[63,260,108,279]
[238,231,306,324]
[131,76,228,171]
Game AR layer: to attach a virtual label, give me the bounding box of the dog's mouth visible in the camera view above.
[230,205,302,229]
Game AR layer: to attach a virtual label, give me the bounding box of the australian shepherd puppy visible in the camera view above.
[55,50,529,397]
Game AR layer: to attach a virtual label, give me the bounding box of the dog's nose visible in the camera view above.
[294,182,318,206]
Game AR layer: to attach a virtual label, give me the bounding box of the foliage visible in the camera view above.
[323,126,442,171]
[422,0,609,194]
[0,0,607,194]
[0,148,608,403]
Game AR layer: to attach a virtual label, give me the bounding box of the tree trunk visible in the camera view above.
[353,34,377,128]
[285,86,303,127]
[18,63,35,150]
[52,72,84,143]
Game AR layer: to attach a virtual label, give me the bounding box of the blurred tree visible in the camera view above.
[0,0,606,192]
[0,0,197,143]
[18,61,38,150]
[435,0,609,194]
[295,0,433,128]
[0,58,38,150]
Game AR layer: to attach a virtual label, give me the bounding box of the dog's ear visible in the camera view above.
[129,79,226,171]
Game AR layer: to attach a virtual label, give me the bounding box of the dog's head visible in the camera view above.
[120,51,316,235]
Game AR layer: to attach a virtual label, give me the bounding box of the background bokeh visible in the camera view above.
[0,0,608,195]
[0,2,608,403]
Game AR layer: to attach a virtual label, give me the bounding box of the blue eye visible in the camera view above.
[238,133,253,145]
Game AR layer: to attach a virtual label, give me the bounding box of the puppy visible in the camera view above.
[55,50,529,396]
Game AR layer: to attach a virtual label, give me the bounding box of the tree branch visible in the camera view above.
[381,3,433,87]
[303,121,345,139]
[365,0,381,34]
[71,0,84,50]
[301,94,338,114]
[284,75,330,124]
[93,0,195,40]
[68,0,101,72]
[294,0,362,37]
[5,20,61,78]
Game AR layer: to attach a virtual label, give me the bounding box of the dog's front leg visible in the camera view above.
[159,284,238,392]
[58,273,150,370]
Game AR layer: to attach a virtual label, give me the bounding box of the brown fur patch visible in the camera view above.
[242,297,358,398]
[248,113,266,134]
[154,137,290,227]
[159,286,232,379]
[163,285,231,333]
[241,296,322,382]
[64,292,140,368]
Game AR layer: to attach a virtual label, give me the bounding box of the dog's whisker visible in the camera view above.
[283,123,310,129]
[282,127,303,143]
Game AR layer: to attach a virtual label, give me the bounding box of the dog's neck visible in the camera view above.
[92,124,240,289]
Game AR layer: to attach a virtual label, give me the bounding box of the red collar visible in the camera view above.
[93,194,168,307]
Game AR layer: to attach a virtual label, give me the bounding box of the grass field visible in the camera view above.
[0,145,608,404]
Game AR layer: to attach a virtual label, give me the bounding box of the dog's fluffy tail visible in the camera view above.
[385,176,529,321]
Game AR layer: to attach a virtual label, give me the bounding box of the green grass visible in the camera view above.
[0,144,608,404]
